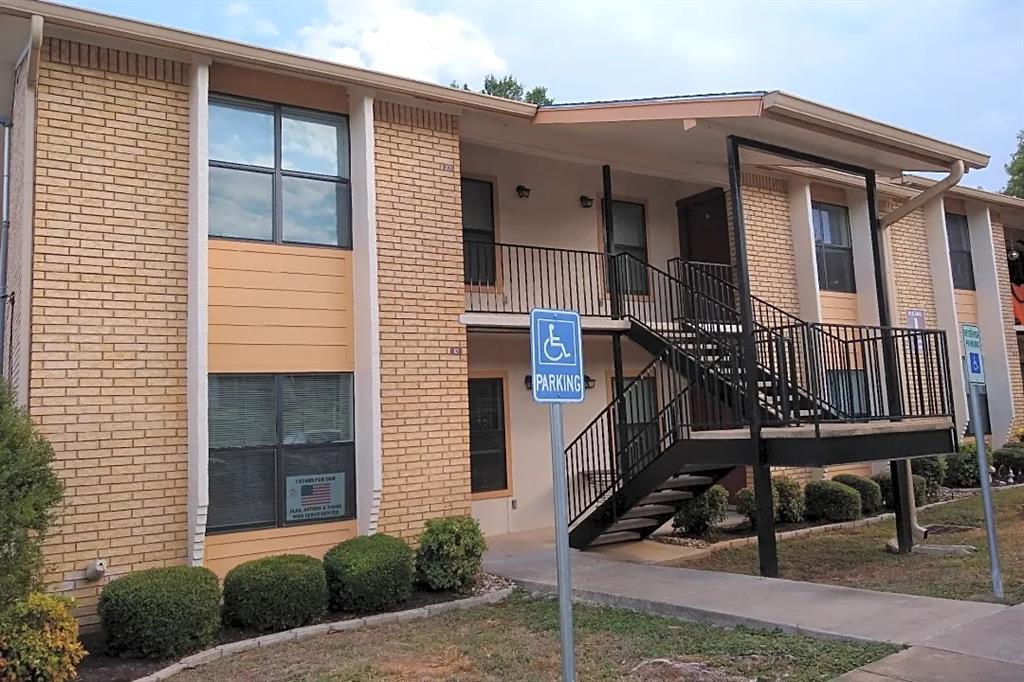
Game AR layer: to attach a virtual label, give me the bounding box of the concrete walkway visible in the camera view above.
[484,536,1021,680]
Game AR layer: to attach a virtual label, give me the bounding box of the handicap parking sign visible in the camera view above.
[961,323,985,386]
[530,308,585,403]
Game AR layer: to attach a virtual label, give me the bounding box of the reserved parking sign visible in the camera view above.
[530,308,585,403]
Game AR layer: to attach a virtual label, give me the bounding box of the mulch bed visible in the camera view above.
[75,582,508,682]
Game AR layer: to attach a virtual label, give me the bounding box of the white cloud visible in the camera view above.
[224,1,279,38]
[297,0,505,84]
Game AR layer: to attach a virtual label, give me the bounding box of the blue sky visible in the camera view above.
[68,0,1024,190]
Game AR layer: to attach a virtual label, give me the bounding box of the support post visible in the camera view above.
[866,171,914,552]
[604,164,629,488]
[726,136,778,577]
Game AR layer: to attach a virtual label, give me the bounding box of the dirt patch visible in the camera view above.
[629,658,754,681]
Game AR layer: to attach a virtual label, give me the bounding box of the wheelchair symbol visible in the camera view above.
[543,323,572,363]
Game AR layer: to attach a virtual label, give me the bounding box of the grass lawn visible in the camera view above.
[681,486,1024,604]
[172,593,896,682]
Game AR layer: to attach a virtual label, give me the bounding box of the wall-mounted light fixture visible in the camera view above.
[516,185,531,199]
[524,374,533,390]
[579,195,594,209]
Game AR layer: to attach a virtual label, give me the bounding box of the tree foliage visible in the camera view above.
[0,380,63,607]
[451,74,554,105]
[1005,129,1024,198]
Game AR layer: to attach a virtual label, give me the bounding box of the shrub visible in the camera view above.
[222,555,327,632]
[734,484,779,529]
[0,381,64,608]
[911,456,947,503]
[99,566,220,660]
[944,450,981,488]
[672,485,728,537]
[324,534,413,613]
[0,593,86,682]
[993,444,1024,481]
[804,480,861,523]
[773,477,805,523]
[832,474,883,516]
[416,516,487,592]
[872,471,928,510]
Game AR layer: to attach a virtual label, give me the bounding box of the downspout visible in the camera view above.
[878,160,965,545]
[0,117,11,369]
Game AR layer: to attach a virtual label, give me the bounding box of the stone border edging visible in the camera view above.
[131,587,515,682]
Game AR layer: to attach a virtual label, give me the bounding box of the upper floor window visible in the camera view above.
[209,95,351,248]
[606,199,650,295]
[812,201,855,293]
[946,213,975,290]
[462,178,496,286]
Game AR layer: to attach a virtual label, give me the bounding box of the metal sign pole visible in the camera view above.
[548,402,576,680]
[968,383,1004,600]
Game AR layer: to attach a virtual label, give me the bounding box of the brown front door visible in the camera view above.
[676,188,730,265]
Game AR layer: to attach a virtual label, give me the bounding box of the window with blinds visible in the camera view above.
[605,199,650,295]
[207,373,355,533]
[812,201,856,293]
[946,213,975,291]
[468,378,508,493]
[462,178,496,286]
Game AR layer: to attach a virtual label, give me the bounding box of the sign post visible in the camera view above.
[961,323,1004,599]
[530,308,584,681]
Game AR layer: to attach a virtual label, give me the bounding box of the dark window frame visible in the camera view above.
[946,212,976,291]
[209,94,352,249]
[604,198,651,296]
[462,177,497,286]
[825,368,869,418]
[812,201,856,293]
[468,376,509,494]
[207,372,356,534]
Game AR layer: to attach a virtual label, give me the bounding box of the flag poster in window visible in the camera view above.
[285,473,345,522]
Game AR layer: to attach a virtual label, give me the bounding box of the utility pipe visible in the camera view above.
[880,160,964,229]
[0,117,12,372]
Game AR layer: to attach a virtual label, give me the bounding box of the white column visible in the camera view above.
[186,56,210,565]
[349,89,382,535]
[789,178,822,321]
[845,188,881,325]
[967,202,1014,446]
[922,197,969,433]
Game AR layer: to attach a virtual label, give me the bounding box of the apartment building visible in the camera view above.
[1,1,1023,623]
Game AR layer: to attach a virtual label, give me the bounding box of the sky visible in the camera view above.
[66,0,1024,191]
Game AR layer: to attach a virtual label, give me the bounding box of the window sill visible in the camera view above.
[472,489,512,501]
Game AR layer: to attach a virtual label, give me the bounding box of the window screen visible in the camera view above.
[812,202,856,293]
[468,378,507,493]
[462,178,496,286]
[606,199,649,295]
[208,373,356,533]
[946,213,975,290]
[825,369,868,418]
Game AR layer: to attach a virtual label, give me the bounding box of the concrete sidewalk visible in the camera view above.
[485,541,1022,680]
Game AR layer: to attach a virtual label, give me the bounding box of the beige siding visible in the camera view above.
[955,289,979,325]
[31,38,190,625]
[204,520,357,577]
[207,240,354,373]
[820,291,859,324]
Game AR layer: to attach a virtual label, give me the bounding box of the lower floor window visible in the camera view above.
[825,369,868,417]
[207,373,356,533]
[469,377,508,493]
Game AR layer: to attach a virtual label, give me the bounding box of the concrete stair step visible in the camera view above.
[639,489,694,505]
[620,504,676,519]
[606,517,661,533]
[590,530,642,546]
[661,474,714,489]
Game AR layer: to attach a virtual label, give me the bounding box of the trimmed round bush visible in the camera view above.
[672,484,728,537]
[944,450,981,488]
[0,593,86,682]
[804,480,861,523]
[911,456,947,503]
[772,477,805,524]
[734,484,779,529]
[324,534,413,613]
[222,554,327,632]
[99,565,220,660]
[832,474,883,516]
[873,471,927,510]
[416,516,487,593]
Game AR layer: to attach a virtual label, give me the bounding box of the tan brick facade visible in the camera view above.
[31,39,190,624]
[884,200,939,328]
[373,101,471,539]
[992,217,1024,437]
[740,173,800,315]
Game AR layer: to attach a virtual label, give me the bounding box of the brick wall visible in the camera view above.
[32,38,190,624]
[992,217,1024,437]
[884,199,939,328]
[373,101,471,538]
[734,173,800,315]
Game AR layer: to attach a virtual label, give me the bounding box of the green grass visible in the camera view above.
[681,486,1024,604]
[171,592,896,681]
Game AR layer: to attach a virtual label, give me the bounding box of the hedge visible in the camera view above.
[944,450,982,488]
[804,480,861,522]
[832,474,883,516]
[0,593,85,682]
[672,485,728,537]
[416,516,487,593]
[873,471,928,510]
[98,566,221,660]
[324,534,413,613]
[735,483,779,529]
[773,477,805,523]
[911,456,947,503]
[222,554,327,632]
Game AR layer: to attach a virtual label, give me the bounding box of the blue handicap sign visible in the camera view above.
[530,308,585,403]
[969,352,982,375]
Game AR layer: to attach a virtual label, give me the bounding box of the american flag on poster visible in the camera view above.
[301,483,332,507]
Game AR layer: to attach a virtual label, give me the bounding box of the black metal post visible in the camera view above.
[865,170,914,553]
[726,136,778,577]
[603,164,630,487]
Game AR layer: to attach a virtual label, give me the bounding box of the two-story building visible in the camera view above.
[2,1,1022,624]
